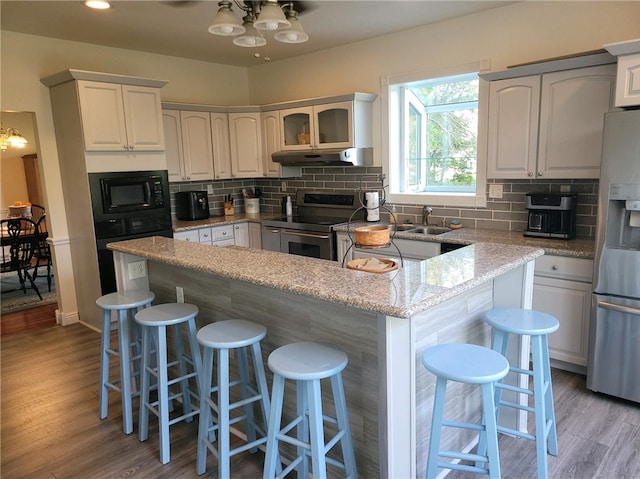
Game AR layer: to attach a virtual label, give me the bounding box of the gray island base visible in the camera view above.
[108,236,543,478]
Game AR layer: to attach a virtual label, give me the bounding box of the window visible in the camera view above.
[383,62,488,207]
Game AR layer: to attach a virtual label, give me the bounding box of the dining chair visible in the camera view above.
[30,204,46,222]
[33,214,53,291]
[0,218,42,299]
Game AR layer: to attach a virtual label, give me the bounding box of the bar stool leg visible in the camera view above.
[481,382,502,479]
[155,326,171,465]
[99,309,112,421]
[219,348,232,478]
[263,374,286,479]
[541,334,558,456]
[139,325,152,443]
[252,340,271,436]
[196,346,214,475]
[237,347,258,450]
[296,380,310,478]
[426,377,447,479]
[173,323,192,418]
[307,379,328,479]
[118,308,134,434]
[331,372,357,478]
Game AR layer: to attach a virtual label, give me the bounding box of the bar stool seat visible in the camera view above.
[263,341,357,479]
[196,320,272,477]
[481,307,559,479]
[135,302,203,464]
[97,289,155,435]
[422,343,509,479]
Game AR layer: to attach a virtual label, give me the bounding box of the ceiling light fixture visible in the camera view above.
[0,127,29,151]
[209,1,308,48]
[85,1,111,10]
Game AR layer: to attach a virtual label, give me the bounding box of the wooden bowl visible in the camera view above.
[354,225,390,246]
[346,257,398,273]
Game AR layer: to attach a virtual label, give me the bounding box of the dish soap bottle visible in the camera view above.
[390,204,398,225]
[285,195,293,217]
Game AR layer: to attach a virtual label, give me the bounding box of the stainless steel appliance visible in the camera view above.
[89,170,172,294]
[524,192,578,239]
[271,147,373,167]
[587,110,640,403]
[175,190,210,221]
[261,190,363,261]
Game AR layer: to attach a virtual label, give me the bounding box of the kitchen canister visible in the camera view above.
[244,198,260,215]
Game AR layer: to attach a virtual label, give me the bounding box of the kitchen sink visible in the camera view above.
[392,224,452,235]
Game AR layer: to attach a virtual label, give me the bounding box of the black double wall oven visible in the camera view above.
[89,170,172,294]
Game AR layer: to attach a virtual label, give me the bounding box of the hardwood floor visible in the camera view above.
[1,321,639,478]
[1,302,57,337]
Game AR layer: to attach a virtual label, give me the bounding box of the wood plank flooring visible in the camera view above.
[1,302,57,337]
[1,321,639,478]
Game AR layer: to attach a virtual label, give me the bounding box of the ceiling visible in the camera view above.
[1,1,513,67]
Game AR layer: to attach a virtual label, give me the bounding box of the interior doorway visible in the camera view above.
[1,111,57,318]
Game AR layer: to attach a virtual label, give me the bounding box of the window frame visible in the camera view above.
[381,60,490,208]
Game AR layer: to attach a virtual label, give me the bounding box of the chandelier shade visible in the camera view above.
[208,0,246,36]
[0,127,28,151]
[253,0,290,31]
[208,1,309,49]
[274,8,308,43]
[232,14,267,47]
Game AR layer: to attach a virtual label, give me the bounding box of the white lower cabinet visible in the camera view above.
[174,223,248,247]
[336,232,440,265]
[533,255,593,370]
[248,222,262,249]
[233,223,249,247]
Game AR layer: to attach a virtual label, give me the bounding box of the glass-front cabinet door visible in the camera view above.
[280,101,354,150]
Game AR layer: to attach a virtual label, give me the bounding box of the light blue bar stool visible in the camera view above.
[135,302,203,464]
[196,319,272,477]
[263,342,357,479]
[97,289,155,435]
[480,307,559,479]
[422,343,509,479]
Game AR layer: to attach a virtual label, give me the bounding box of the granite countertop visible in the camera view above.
[334,223,595,259]
[108,236,543,318]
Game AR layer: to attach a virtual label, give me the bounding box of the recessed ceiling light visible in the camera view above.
[85,1,111,9]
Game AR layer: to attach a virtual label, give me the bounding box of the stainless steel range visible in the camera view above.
[261,190,363,261]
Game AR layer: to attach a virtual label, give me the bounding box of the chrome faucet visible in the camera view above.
[422,206,433,225]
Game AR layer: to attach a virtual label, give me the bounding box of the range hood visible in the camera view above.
[272,147,373,167]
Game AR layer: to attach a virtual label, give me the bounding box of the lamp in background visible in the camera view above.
[85,1,111,9]
[0,127,29,151]
[209,1,308,47]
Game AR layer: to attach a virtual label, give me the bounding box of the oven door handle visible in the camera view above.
[283,230,330,240]
[598,300,640,317]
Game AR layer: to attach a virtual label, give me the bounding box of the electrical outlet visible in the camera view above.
[560,184,571,193]
[207,184,214,195]
[488,184,503,199]
[127,260,146,280]
[281,181,287,192]
[176,286,184,303]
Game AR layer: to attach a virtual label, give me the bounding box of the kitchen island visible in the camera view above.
[108,236,543,478]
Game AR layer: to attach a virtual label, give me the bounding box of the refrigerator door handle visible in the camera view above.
[598,300,640,317]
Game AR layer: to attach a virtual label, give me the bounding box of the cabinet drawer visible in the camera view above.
[211,224,234,242]
[174,230,199,242]
[198,227,212,243]
[212,238,235,247]
[534,255,593,283]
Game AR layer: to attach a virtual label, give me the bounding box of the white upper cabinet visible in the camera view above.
[228,111,263,178]
[78,80,164,152]
[210,112,232,179]
[179,111,215,181]
[605,39,640,107]
[261,111,281,177]
[485,63,616,179]
[162,110,184,182]
[278,94,375,151]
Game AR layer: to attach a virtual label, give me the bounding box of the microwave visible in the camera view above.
[89,170,170,222]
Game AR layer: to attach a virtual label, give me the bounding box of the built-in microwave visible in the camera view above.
[89,170,170,222]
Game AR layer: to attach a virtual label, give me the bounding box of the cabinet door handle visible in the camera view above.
[528,172,534,177]
[551,265,558,271]
[537,171,543,176]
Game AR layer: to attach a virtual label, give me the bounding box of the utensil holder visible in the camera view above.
[244,198,260,215]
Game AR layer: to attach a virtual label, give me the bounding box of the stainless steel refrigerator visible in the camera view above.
[587,109,640,403]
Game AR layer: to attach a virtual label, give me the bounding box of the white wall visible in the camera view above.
[246,1,640,104]
[0,31,250,324]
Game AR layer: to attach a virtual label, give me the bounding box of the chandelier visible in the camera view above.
[0,127,29,151]
[208,1,309,47]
